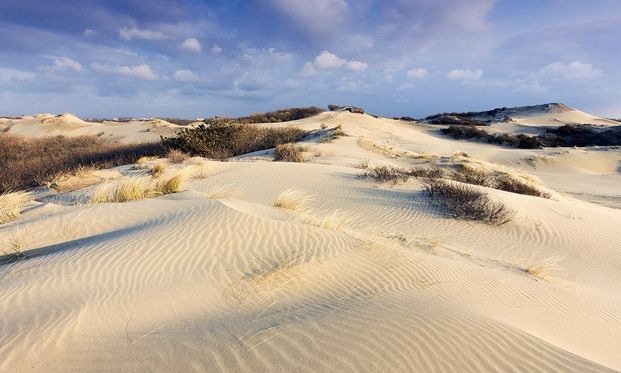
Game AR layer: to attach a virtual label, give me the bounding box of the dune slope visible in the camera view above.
[1,112,620,372]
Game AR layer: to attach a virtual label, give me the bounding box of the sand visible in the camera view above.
[1,111,620,372]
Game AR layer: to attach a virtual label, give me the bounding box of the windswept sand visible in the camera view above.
[1,112,620,372]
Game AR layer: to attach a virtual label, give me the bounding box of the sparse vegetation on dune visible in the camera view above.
[233,107,324,124]
[363,165,410,184]
[361,163,549,199]
[0,191,32,225]
[274,189,313,210]
[274,143,306,162]
[319,125,347,143]
[90,172,185,203]
[441,125,543,149]
[166,149,189,164]
[541,124,621,147]
[161,117,308,159]
[422,178,513,225]
[0,133,165,193]
[441,123,621,148]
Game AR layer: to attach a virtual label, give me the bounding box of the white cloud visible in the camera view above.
[174,69,199,82]
[49,57,82,72]
[345,60,368,72]
[91,63,158,80]
[314,51,347,70]
[406,68,428,79]
[180,38,202,52]
[0,67,36,82]
[83,28,97,37]
[447,68,483,82]
[119,27,169,41]
[300,51,368,76]
[539,61,601,80]
[211,44,223,56]
[299,62,317,77]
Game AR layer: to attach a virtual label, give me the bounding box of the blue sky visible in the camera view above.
[0,0,620,118]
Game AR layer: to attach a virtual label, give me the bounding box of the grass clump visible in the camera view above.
[161,117,308,160]
[90,173,185,203]
[274,143,306,162]
[274,189,313,210]
[320,125,347,143]
[493,174,551,198]
[422,178,512,225]
[0,191,32,225]
[451,165,550,198]
[363,165,410,184]
[166,149,189,164]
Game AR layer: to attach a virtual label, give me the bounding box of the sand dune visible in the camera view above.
[0,113,182,143]
[1,111,620,371]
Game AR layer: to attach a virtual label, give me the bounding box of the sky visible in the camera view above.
[0,0,620,118]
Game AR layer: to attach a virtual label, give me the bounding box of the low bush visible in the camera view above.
[161,117,308,159]
[274,144,306,162]
[422,178,512,225]
[441,125,542,149]
[493,174,551,198]
[235,107,324,124]
[363,165,410,184]
[0,134,165,193]
[540,124,621,147]
[166,149,189,164]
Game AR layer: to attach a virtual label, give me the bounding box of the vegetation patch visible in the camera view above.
[422,178,512,225]
[0,134,165,193]
[274,143,307,162]
[233,107,324,124]
[161,117,308,159]
[0,191,32,225]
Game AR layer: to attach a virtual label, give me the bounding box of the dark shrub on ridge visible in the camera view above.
[161,117,308,159]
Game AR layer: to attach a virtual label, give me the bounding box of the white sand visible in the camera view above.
[1,111,620,372]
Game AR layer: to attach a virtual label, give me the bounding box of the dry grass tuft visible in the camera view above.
[157,174,185,195]
[422,178,513,225]
[90,173,185,203]
[494,174,551,198]
[150,162,167,176]
[274,143,306,162]
[363,165,410,184]
[513,256,562,279]
[320,209,352,230]
[450,164,550,198]
[450,164,492,187]
[354,159,370,169]
[274,189,313,210]
[1,235,28,264]
[166,149,189,164]
[320,125,347,143]
[0,191,32,225]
